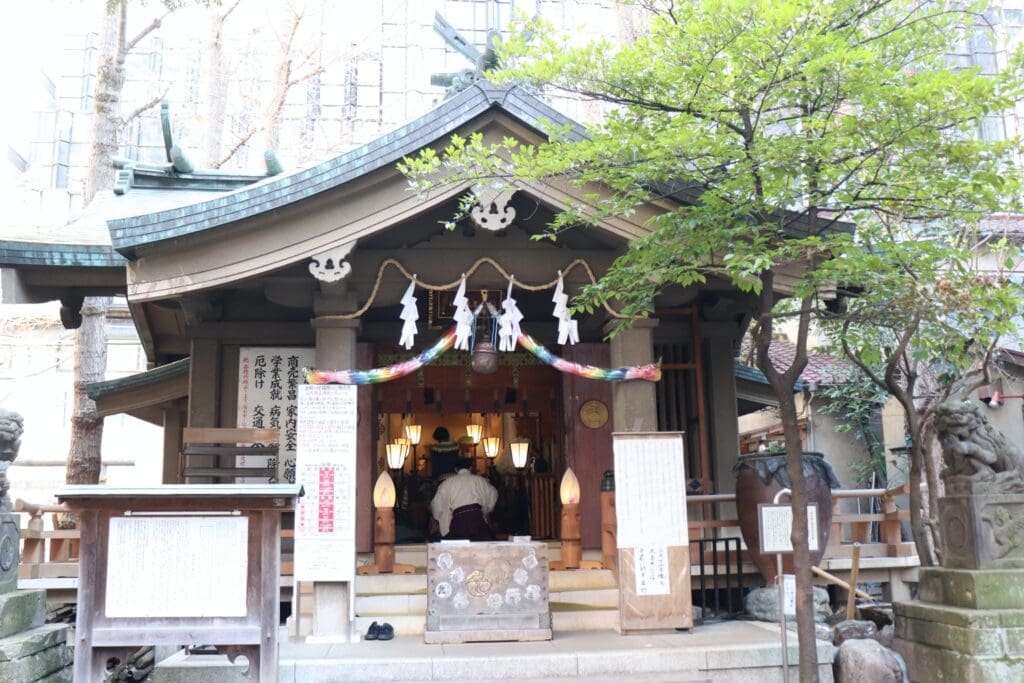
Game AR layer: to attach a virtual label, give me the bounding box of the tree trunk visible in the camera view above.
[201,2,239,167]
[755,278,818,682]
[83,0,127,205]
[65,297,108,486]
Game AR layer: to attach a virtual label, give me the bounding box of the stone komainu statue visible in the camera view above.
[935,400,1024,491]
[0,409,23,512]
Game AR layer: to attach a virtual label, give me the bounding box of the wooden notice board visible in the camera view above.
[612,432,692,632]
[56,484,301,683]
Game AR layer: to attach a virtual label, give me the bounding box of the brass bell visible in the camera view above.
[471,339,499,374]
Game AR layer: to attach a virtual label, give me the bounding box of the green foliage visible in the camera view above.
[403,0,1022,330]
[819,372,891,486]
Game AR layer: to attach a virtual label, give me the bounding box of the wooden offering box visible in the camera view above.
[57,484,301,683]
[425,541,552,644]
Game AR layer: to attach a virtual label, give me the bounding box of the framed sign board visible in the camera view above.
[612,431,692,632]
[758,503,820,554]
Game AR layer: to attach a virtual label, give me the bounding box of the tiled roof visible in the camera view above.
[0,188,230,268]
[737,337,854,389]
[107,83,588,258]
[86,357,190,400]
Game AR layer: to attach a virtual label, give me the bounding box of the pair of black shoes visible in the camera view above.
[365,621,394,641]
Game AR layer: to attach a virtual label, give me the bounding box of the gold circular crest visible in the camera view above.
[579,400,609,429]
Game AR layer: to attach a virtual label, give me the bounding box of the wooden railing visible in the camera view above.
[15,499,77,579]
[684,484,914,561]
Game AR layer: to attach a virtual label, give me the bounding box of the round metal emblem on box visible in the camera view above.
[579,400,608,429]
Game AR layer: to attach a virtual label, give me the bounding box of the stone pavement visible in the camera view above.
[273,620,835,682]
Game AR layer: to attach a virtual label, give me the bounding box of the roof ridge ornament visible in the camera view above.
[111,101,282,195]
[309,241,356,283]
[431,11,502,98]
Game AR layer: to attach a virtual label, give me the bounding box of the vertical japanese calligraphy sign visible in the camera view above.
[295,383,358,582]
[612,431,693,632]
[237,347,316,483]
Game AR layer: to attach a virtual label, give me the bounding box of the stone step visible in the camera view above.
[354,568,616,597]
[0,590,45,638]
[552,607,619,631]
[354,614,427,637]
[356,587,619,619]
[353,602,620,637]
[551,588,618,608]
[0,624,71,683]
[356,593,428,616]
[370,543,605,569]
[151,650,247,683]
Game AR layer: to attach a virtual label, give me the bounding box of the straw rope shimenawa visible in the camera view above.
[316,257,628,320]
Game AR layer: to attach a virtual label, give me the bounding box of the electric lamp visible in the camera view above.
[385,442,408,471]
[404,424,422,446]
[372,471,396,508]
[550,466,602,571]
[465,423,483,444]
[358,471,414,576]
[483,436,501,459]
[560,467,580,505]
[510,440,530,469]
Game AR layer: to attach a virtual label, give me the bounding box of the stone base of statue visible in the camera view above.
[894,488,1024,681]
[0,511,19,595]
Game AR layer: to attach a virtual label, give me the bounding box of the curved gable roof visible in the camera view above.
[108,83,586,259]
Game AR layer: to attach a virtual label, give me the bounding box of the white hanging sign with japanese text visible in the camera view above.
[295,383,358,581]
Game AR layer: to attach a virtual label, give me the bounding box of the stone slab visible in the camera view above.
[918,566,1024,609]
[0,624,68,661]
[36,664,72,683]
[150,651,248,683]
[0,641,71,682]
[896,608,1024,658]
[894,636,1024,683]
[0,589,44,638]
[895,599,1024,629]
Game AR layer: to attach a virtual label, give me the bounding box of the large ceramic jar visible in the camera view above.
[733,452,840,584]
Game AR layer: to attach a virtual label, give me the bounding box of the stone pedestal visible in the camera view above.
[0,410,73,683]
[894,492,1024,681]
[0,512,20,595]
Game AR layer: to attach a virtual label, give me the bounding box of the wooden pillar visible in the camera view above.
[604,319,659,432]
[186,339,220,483]
[161,405,183,484]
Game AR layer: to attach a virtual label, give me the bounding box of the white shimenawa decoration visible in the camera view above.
[498,279,524,352]
[552,271,580,345]
[452,275,474,351]
[399,278,419,350]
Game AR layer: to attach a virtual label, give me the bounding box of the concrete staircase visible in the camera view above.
[292,543,620,637]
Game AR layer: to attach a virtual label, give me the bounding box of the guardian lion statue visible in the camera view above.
[0,409,23,512]
[935,400,1024,493]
